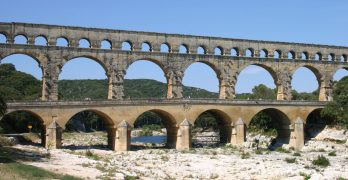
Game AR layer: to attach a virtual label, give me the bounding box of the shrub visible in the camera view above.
[241,152,250,159]
[299,172,311,180]
[328,151,336,156]
[255,149,262,155]
[312,155,330,168]
[293,152,301,157]
[285,157,296,163]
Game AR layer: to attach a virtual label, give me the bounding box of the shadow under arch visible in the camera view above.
[304,108,331,141]
[62,109,115,150]
[247,108,291,150]
[192,109,232,147]
[131,109,177,149]
[0,110,45,147]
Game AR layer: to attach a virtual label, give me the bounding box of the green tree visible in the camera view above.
[321,76,348,128]
[251,84,276,100]
[0,96,6,116]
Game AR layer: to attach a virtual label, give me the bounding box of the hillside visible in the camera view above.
[0,64,218,100]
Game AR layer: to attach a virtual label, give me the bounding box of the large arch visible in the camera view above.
[247,108,291,150]
[0,54,44,100]
[182,61,220,98]
[333,67,348,81]
[131,109,177,149]
[0,110,45,146]
[235,64,277,100]
[58,57,109,100]
[124,59,168,99]
[61,109,115,150]
[192,109,232,147]
[291,65,321,100]
[304,108,328,140]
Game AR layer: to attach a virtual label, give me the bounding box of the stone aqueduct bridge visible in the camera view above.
[6,100,325,151]
[0,22,347,151]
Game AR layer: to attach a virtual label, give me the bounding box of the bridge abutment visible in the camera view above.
[176,119,192,151]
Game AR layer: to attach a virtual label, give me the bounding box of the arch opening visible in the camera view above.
[231,48,239,56]
[301,52,308,60]
[245,48,254,57]
[14,35,28,44]
[235,65,277,100]
[0,110,44,146]
[193,110,231,147]
[182,62,219,98]
[291,66,319,100]
[131,110,177,149]
[341,55,347,62]
[214,47,223,55]
[56,37,69,47]
[79,38,90,48]
[34,36,47,46]
[141,42,152,52]
[0,54,43,100]
[247,108,291,150]
[287,51,295,59]
[0,33,7,43]
[315,53,322,61]
[62,110,114,150]
[197,46,206,55]
[101,40,112,49]
[274,50,281,59]
[259,49,268,58]
[122,41,132,51]
[160,43,170,53]
[58,57,108,100]
[328,53,335,61]
[179,44,188,54]
[124,60,167,99]
[333,68,348,81]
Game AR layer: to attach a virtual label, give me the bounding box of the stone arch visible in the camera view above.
[100,39,112,49]
[125,58,168,76]
[237,63,278,86]
[214,46,223,55]
[179,44,189,54]
[62,55,109,74]
[246,108,292,148]
[259,49,268,58]
[304,108,331,140]
[274,49,282,59]
[197,45,207,54]
[160,43,171,53]
[34,35,48,46]
[14,34,28,44]
[0,32,8,43]
[78,38,91,48]
[141,41,152,52]
[332,66,348,81]
[61,109,114,129]
[2,109,44,124]
[131,109,178,148]
[56,37,69,47]
[291,65,322,89]
[192,109,233,145]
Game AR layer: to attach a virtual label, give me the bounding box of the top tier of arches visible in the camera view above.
[0,22,347,62]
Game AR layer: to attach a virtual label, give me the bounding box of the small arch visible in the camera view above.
[274,50,281,59]
[214,46,223,55]
[179,44,189,54]
[193,109,232,147]
[79,38,90,48]
[56,37,69,47]
[14,34,28,44]
[197,46,206,55]
[100,39,112,49]
[141,42,152,52]
[160,43,170,53]
[328,53,335,61]
[287,51,295,59]
[301,52,308,60]
[34,36,48,46]
[245,48,254,57]
[0,33,7,43]
[315,52,322,61]
[122,41,132,51]
[341,54,347,62]
[231,47,239,56]
[259,49,268,58]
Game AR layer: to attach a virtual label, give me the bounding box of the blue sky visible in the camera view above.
[0,0,347,93]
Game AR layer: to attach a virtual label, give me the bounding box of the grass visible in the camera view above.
[0,162,81,180]
[328,151,336,156]
[241,152,250,159]
[312,155,330,168]
[275,147,290,153]
[299,172,311,180]
[293,152,301,157]
[85,149,101,160]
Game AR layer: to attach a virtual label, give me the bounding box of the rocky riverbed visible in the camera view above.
[1,127,348,179]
